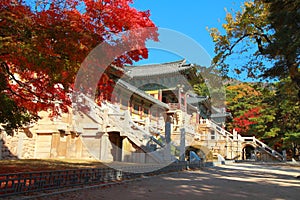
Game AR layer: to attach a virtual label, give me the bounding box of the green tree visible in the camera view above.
[271,79,300,157]
[0,72,38,134]
[225,83,263,136]
[209,0,300,98]
[192,65,226,108]
[225,79,300,157]
[193,82,209,97]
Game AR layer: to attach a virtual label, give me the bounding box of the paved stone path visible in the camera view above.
[31,163,300,200]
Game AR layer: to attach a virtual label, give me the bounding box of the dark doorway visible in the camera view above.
[243,145,255,160]
[185,146,206,161]
[108,132,123,161]
[162,90,178,104]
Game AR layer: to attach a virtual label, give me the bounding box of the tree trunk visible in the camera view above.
[287,60,300,99]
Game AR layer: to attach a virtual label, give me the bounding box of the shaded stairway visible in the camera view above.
[73,94,173,163]
[201,119,285,161]
[242,136,284,161]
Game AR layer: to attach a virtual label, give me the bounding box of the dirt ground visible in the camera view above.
[28,163,300,200]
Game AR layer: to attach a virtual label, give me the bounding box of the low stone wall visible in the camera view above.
[0,131,36,159]
[0,130,94,160]
[0,130,159,163]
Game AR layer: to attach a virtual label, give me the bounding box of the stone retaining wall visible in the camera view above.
[0,131,36,159]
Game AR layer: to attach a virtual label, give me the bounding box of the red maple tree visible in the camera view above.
[233,107,261,135]
[0,0,157,124]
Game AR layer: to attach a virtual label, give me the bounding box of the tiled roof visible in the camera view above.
[211,106,232,118]
[115,79,169,109]
[186,96,208,104]
[211,113,231,118]
[124,59,193,78]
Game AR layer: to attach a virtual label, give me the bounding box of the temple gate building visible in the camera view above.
[0,60,284,163]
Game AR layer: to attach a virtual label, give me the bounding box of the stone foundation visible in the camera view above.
[0,131,36,159]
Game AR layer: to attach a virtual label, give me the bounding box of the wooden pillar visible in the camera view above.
[178,88,181,110]
[149,105,152,122]
[129,100,133,115]
[158,89,162,101]
[196,112,200,124]
[140,101,144,119]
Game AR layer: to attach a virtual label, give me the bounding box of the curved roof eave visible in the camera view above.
[115,79,169,110]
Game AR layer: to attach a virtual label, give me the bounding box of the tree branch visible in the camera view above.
[1,61,53,102]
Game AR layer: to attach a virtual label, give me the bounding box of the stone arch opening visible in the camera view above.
[185,145,212,162]
[242,144,255,160]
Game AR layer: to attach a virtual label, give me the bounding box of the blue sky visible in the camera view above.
[131,0,245,66]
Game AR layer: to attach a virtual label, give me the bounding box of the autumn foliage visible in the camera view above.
[232,107,261,135]
[226,83,262,136]
[0,0,157,129]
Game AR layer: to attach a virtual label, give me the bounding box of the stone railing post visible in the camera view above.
[145,117,150,132]
[103,108,109,129]
[233,129,238,140]
[164,113,173,162]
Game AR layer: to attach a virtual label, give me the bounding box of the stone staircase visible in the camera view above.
[205,119,285,161]
[241,136,284,161]
[73,94,173,163]
[73,94,284,162]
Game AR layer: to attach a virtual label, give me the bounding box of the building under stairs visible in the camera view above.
[0,60,285,163]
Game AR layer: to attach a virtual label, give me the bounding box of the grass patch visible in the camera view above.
[0,159,108,174]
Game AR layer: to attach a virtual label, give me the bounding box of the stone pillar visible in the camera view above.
[179,128,186,161]
[122,137,132,162]
[164,114,172,162]
[99,108,113,161]
[282,150,287,161]
[225,135,229,159]
[100,132,113,162]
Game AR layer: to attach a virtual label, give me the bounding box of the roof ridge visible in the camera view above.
[125,59,186,68]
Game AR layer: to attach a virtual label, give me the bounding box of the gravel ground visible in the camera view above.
[22,163,300,200]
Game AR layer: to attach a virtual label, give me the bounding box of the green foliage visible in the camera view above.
[209,0,300,97]
[208,0,300,157]
[224,78,300,157]
[225,83,263,136]
[284,132,300,155]
[284,132,300,143]
[192,65,226,108]
[0,71,38,135]
[193,83,209,97]
[0,93,38,135]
